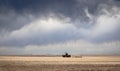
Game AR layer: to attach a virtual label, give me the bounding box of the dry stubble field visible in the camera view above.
[0,56,120,71]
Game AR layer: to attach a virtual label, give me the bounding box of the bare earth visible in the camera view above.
[0,56,120,71]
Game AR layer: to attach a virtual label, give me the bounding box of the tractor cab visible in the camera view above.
[62,52,71,57]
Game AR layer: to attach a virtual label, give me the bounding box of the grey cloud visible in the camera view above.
[1,5,120,47]
[0,8,37,33]
[0,15,80,46]
[0,0,120,55]
[0,0,120,32]
[0,40,120,55]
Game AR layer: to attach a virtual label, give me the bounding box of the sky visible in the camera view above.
[0,0,120,55]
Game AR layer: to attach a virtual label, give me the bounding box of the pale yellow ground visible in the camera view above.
[0,56,120,64]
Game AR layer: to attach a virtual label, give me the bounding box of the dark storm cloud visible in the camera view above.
[1,0,120,32]
[0,0,78,33]
[0,0,120,54]
[0,0,119,31]
[0,0,78,15]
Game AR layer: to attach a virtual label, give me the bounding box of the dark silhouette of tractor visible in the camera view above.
[62,52,71,57]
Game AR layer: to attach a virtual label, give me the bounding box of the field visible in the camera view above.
[0,56,120,71]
